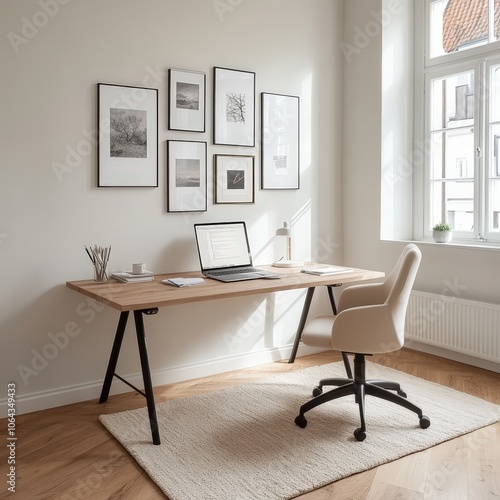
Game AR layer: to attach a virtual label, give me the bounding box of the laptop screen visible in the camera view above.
[194,222,252,271]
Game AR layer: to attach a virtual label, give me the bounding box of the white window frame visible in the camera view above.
[416,0,500,245]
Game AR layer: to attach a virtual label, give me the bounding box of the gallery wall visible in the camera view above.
[0,0,344,415]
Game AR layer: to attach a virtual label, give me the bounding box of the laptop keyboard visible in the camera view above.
[209,268,255,276]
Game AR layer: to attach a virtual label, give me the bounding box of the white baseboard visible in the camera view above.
[0,345,321,417]
[406,340,500,374]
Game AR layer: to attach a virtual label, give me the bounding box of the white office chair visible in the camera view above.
[294,244,430,441]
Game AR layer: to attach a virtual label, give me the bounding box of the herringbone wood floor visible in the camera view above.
[2,349,499,499]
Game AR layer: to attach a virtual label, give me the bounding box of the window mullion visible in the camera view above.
[475,61,486,240]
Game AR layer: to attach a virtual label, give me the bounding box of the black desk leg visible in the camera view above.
[288,287,316,363]
[327,285,352,380]
[134,310,161,445]
[327,285,338,315]
[99,311,129,404]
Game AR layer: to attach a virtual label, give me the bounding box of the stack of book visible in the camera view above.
[111,271,154,283]
[301,265,352,276]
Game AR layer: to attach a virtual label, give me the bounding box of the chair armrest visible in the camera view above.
[332,304,402,354]
[337,282,388,312]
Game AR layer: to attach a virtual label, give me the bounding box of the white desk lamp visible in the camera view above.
[272,222,304,268]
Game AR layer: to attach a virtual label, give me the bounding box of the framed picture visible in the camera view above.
[167,140,207,212]
[97,83,158,187]
[214,155,255,204]
[168,68,206,132]
[213,67,255,147]
[261,92,300,189]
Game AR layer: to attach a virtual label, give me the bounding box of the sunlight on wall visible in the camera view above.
[380,2,413,241]
[381,127,395,239]
[295,72,313,260]
[382,42,394,92]
[301,73,313,174]
[249,212,271,260]
[291,200,312,261]
[232,71,315,358]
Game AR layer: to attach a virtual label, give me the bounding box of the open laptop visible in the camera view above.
[194,221,281,282]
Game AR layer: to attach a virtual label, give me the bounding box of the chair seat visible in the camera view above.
[302,316,335,348]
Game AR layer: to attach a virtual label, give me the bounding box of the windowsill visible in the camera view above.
[381,238,500,252]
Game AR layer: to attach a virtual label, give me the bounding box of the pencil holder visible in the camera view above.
[93,260,108,282]
[85,244,111,282]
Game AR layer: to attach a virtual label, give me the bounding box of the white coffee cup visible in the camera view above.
[132,262,146,274]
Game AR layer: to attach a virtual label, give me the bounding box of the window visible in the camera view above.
[429,0,500,59]
[418,0,500,243]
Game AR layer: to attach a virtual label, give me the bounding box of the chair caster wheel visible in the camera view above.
[295,415,307,428]
[398,390,407,398]
[419,415,431,429]
[354,428,366,441]
[312,386,323,397]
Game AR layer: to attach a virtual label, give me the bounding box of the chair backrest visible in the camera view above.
[328,244,421,354]
[385,244,422,344]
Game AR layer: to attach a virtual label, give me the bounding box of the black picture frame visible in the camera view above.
[168,68,206,132]
[167,140,207,212]
[261,92,300,189]
[214,154,255,204]
[213,67,255,147]
[97,83,158,187]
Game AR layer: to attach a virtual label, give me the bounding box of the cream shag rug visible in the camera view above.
[100,362,500,500]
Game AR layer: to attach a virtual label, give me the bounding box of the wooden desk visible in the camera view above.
[67,266,383,445]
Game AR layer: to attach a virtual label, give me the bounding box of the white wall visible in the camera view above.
[343,2,500,317]
[0,0,344,415]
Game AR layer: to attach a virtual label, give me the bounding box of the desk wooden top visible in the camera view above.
[66,265,384,312]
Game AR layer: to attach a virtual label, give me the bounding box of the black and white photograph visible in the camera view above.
[176,83,199,110]
[98,83,158,187]
[168,69,206,132]
[167,140,207,212]
[261,92,300,189]
[227,169,245,189]
[214,154,254,204]
[213,67,255,146]
[110,108,147,158]
[175,158,200,187]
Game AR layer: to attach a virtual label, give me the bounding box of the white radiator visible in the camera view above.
[406,291,500,363]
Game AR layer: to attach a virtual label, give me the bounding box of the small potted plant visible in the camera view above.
[432,222,452,243]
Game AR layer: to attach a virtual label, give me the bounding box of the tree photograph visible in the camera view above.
[225,92,246,123]
[110,108,147,158]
